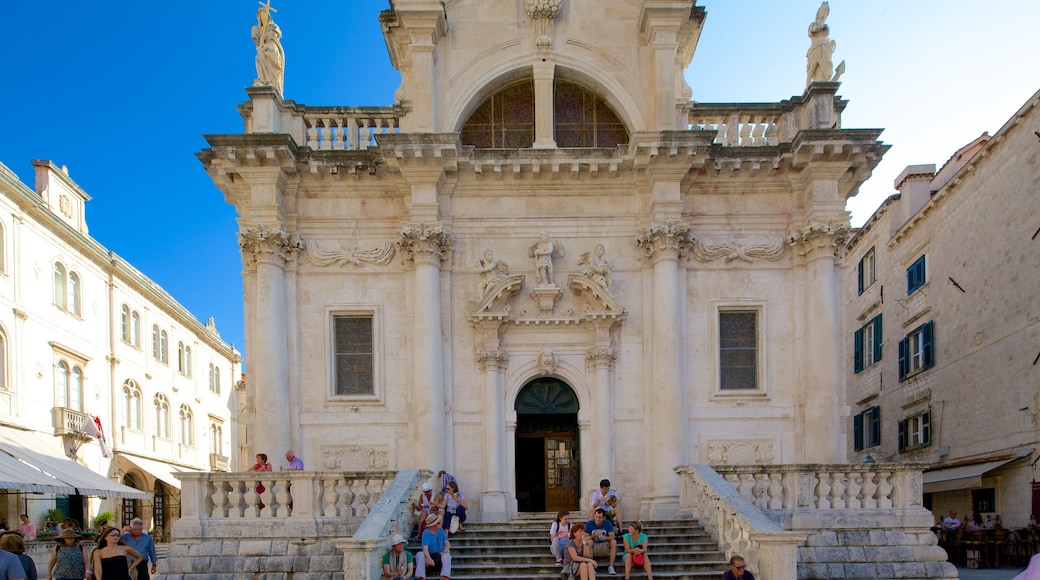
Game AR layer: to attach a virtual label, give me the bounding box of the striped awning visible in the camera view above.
[0,427,149,499]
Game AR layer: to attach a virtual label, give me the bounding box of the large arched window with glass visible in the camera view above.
[154,393,170,438]
[120,305,131,342]
[131,311,141,347]
[151,325,160,360]
[53,263,67,309]
[56,360,83,411]
[0,221,5,274]
[160,331,169,364]
[177,342,185,373]
[184,346,192,377]
[460,78,628,149]
[123,380,142,429]
[68,272,81,316]
[179,404,193,446]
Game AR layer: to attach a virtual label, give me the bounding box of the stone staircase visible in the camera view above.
[409,514,728,579]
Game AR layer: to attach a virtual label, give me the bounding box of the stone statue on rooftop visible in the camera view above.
[806,2,844,87]
[252,0,285,94]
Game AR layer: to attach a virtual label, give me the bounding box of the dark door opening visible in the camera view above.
[515,378,580,513]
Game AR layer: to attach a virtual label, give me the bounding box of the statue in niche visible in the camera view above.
[537,348,558,376]
[577,244,612,291]
[252,0,285,94]
[806,2,844,86]
[476,248,510,296]
[529,232,564,286]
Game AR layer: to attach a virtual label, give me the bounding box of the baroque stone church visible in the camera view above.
[200,0,887,524]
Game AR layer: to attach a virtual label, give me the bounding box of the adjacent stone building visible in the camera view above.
[843,88,1040,528]
[0,160,241,538]
[201,0,887,523]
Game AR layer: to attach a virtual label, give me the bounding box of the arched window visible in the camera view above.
[120,305,131,342]
[123,380,142,429]
[53,263,67,309]
[208,363,216,393]
[0,221,6,274]
[179,404,193,445]
[460,78,629,149]
[56,360,70,408]
[184,346,192,377]
[177,342,185,373]
[70,366,83,411]
[160,331,168,364]
[0,332,6,391]
[151,325,160,360]
[131,311,141,347]
[214,367,221,395]
[154,393,170,438]
[210,421,223,455]
[68,272,81,315]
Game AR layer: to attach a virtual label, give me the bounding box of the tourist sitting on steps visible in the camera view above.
[563,523,597,580]
[621,522,652,580]
[722,555,755,580]
[590,479,622,531]
[416,513,451,580]
[381,534,414,580]
[409,482,437,539]
[584,508,617,575]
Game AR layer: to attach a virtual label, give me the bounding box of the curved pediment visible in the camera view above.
[568,274,625,320]
[469,275,525,321]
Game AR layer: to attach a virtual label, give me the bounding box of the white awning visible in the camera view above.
[0,447,76,494]
[923,453,1028,494]
[0,427,149,499]
[119,453,200,490]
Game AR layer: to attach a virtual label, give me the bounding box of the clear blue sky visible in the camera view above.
[4,1,1039,366]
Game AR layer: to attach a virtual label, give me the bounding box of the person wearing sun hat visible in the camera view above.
[380,534,414,580]
[46,528,89,580]
[415,513,451,580]
[409,482,437,539]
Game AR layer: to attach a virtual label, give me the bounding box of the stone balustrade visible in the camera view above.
[686,106,781,147]
[300,108,401,151]
[677,464,808,579]
[712,463,925,510]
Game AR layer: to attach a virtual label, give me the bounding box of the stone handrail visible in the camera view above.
[711,463,926,510]
[686,105,782,147]
[300,107,401,151]
[335,469,429,580]
[677,464,808,579]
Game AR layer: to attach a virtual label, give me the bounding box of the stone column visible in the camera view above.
[398,222,451,468]
[586,347,617,478]
[788,219,847,463]
[636,220,693,518]
[478,349,509,521]
[239,225,301,460]
[532,59,556,149]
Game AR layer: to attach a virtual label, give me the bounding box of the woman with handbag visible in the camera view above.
[622,522,652,580]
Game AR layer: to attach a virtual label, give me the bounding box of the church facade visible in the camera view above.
[201,0,887,522]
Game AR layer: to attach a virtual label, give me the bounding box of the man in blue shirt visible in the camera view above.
[722,555,755,580]
[416,513,451,580]
[585,508,617,575]
[121,518,157,579]
[282,449,304,471]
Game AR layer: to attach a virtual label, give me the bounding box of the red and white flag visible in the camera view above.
[83,415,111,458]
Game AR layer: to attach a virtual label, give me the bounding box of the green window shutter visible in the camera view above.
[872,314,883,363]
[853,412,864,452]
[898,337,907,381]
[922,411,931,446]
[854,327,864,373]
[870,406,881,447]
[922,321,934,370]
[898,419,907,453]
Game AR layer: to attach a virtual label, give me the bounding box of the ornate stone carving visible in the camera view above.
[305,239,396,267]
[577,244,612,294]
[529,232,563,287]
[806,2,845,87]
[476,248,510,296]
[59,194,73,218]
[635,220,695,262]
[530,285,563,316]
[787,219,849,259]
[585,348,617,369]
[707,440,775,465]
[471,275,524,319]
[537,348,558,375]
[238,225,302,267]
[691,237,786,263]
[397,222,451,266]
[524,0,562,47]
[568,274,625,318]
[252,1,285,94]
[476,350,509,372]
[321,445,390,471]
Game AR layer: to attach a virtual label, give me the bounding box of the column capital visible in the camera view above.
[787,218,849,261]
[239,225,302,268]
[398,221,452,267]
[585,348,617,370]
[636,219,695,263]
[477,350,509,372]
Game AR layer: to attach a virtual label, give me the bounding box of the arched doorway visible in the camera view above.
[514,377,580,513]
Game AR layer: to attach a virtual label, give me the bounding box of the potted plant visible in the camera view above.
[92,511,115,531]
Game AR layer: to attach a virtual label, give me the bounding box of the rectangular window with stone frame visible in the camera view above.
[853,314,882,373]
[719,310,757,390]
[898,410,930,452]
[334,315,374,396]
[853,405,881,451]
